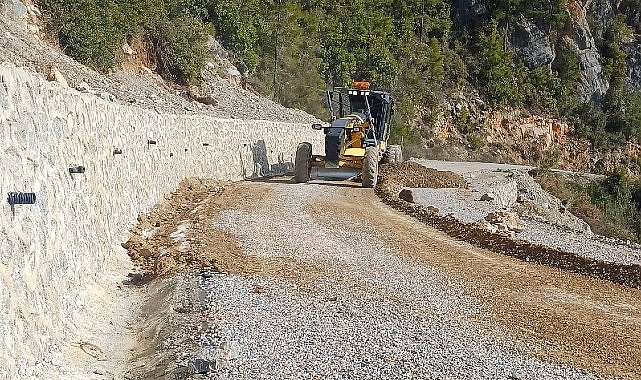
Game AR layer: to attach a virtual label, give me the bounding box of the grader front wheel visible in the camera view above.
[362,146,379,188]
[294,142,312,183]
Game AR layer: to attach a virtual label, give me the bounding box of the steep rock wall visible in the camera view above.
[0,63,322,378]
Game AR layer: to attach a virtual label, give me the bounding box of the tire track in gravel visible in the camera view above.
[310,183,641,379]
[201,178,638,379]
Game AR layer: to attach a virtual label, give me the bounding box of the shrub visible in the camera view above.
[151,16,208,84]
[532,170,641,241]
[467,134,485,150]
[519,66,563,113]
[476,22,520,106]
[39,0,129,70]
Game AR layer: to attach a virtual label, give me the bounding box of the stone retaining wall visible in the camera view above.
[0,63,322,378]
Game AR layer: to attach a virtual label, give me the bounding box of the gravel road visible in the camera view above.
[127,179,641,379]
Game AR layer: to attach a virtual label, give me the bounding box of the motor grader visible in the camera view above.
[293,81,402,188]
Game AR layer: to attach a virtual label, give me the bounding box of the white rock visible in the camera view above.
[46,66,68,87]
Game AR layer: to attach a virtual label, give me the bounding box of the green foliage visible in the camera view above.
[36,0,641,163]
[443,43,467,87]
[467,134,485,151]
[569,102,625,149]
[425,38,445,83]
[539,148,562,169]
[455,108,476,134]
[602,15,631,115]
[532,170,641,241]
[39,0,136,70]
[389,97,420,146]
[585,170,641,241]
[476,22,519,106]
[519,65,563,112]
[552,41,580,92]
[39,0,209,82]
[151,16,208,84]
[203,0,267,73]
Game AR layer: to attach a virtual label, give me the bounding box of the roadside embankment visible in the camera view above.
[375,162,641,289]
[0,62,322,378]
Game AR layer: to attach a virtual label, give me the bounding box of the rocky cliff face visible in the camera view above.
[568,0,611,102]
[450,0,641,102]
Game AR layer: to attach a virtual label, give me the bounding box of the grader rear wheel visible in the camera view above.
[362,146,379,188]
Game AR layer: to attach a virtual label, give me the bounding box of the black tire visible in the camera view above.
[362,146,379,188]
[293,142,312,183]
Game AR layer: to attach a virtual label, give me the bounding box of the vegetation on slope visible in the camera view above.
[532,169,641,242]
[35,0,641,149]
[35,0,641,242]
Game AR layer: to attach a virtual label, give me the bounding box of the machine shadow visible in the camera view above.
[248,175,364,189]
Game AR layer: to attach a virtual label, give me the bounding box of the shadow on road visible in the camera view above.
[248,175,364,189]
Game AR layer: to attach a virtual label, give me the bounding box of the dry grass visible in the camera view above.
[531,169,638,241]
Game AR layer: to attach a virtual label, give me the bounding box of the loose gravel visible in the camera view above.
[195,183,607,379]
[411,159,641,267]
[0,14,317,123]
[517,218,641,266]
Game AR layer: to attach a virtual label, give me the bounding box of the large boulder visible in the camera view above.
[566,3,611,103]
[485,211,526,233]
[587,0,618,39]
[625,37,641,92]
[482,179,518,208]
[452,0,489,26]
[46,66,68,87]
[399,189,415,203]
[2,0,27,19]
[510,18,555,68]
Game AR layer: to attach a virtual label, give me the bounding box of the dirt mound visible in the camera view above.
[378,162,467,196]
[376,163,641,289]
[122,178,254,279]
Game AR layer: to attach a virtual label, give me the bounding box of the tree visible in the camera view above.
[477,22,519,106]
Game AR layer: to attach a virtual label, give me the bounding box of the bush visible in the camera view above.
[476,22,520,106]
[39,0,131,70]
[585,170,641,240]
[519,65,563,113]
[467,134,485,150]
[38,0,209,81]
[151,16,208,84]
[569,102,625,149]
[532,170,641,241]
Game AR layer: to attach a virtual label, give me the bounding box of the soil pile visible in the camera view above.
[122,178,250,279]
[377,161,467,196]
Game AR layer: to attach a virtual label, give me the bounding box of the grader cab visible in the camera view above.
[293,82,402,188]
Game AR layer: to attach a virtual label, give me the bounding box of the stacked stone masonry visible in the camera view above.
[0,63,322,378]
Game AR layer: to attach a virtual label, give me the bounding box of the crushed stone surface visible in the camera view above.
[411,159,641,267]
[199,183,606,379]
[123,179,641,379]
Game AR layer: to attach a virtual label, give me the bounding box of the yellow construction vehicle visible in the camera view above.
[294,81,401,187]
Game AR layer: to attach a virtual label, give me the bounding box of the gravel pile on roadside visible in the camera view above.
[517,217,641,266]
[411,188,490,222]
[375,163,641,289]
[378,161,468,196]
